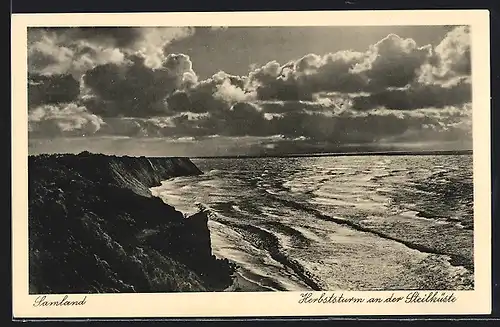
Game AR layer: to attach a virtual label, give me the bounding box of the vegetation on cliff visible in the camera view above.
[29,151,235,294]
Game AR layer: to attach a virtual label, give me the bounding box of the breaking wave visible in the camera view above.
[151,154,474,291]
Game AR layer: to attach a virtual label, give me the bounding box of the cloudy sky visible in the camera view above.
[27,25,472,156]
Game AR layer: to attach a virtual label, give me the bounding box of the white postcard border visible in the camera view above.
[11,10,492,318]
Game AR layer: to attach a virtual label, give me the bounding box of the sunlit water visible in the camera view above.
[151,155,474,291]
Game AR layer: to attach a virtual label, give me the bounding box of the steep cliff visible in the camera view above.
[28,151,235,294]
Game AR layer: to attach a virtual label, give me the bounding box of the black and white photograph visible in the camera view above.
[12,10,492,318]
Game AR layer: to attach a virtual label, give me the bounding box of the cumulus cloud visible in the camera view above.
[28,27,194,78]
[354,34,433,89]
[28,103,105,137]
[244,26,470,106]
[28,28,127,78]
[244,34,434,101]
[437,26,471,75]
[166,71,251,114]
[213,72,254,103]
[246,60,312,101]
[419,25,471,84]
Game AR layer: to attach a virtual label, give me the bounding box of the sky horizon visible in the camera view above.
[27,25,472,157]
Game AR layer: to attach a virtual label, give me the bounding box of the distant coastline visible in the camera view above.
[193,149,473,160]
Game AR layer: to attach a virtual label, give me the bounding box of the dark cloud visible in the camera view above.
[123,102,268,138]
[351,77,471,110]
[28,74,80,108]
[166,89,227,114]
[82,54,196,117]
[264,111,411,143]
[294,52,368,93]
[208,102,267,136]
[85,101,470,148]
[263,104,471,146]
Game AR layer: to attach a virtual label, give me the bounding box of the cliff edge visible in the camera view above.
[28,151,235,294]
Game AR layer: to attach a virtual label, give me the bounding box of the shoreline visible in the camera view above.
[224,270,277,292]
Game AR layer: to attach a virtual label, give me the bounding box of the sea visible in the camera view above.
[150,154,474,291]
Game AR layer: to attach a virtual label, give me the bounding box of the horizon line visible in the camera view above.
[27,149,473,159]
[191,149,473,159]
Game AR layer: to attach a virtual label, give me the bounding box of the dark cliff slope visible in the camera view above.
[28,151,235,294]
